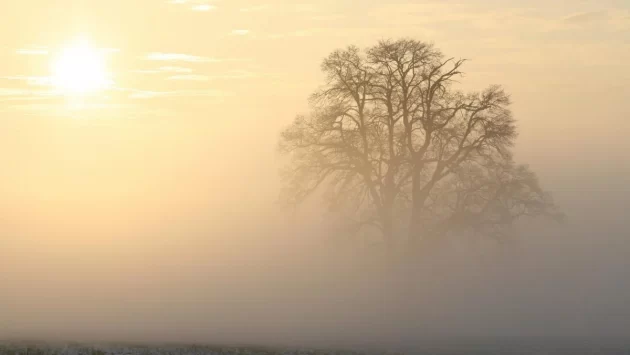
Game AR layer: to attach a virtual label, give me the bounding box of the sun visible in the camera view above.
[51,37,113,96]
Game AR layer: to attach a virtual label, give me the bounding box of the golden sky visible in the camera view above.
[1,0,630,343]
[0,0,627,235]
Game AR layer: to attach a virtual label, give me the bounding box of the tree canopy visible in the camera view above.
[279,39,562,250]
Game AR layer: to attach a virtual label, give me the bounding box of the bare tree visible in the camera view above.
[279,39,561,251]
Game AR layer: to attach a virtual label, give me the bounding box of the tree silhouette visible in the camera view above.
[279,39,562,250]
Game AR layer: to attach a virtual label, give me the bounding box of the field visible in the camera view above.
[0,343,389,355]
[2,339,630,355]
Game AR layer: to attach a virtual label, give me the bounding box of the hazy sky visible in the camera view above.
[1,0,629,207]
[1,0,630,348]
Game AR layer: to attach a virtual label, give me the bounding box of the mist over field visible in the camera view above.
[1,0,630,353]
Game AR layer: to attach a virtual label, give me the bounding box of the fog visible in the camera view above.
[1,109,628,351]
[1,0,630,352]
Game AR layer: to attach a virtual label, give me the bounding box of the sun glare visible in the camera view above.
[51,37,112,96]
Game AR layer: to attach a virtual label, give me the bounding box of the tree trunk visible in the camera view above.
[408,170,436,248]
[408,169,425,245]
[381,205,395,252]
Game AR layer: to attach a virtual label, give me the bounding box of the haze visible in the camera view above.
[1,0,629,351]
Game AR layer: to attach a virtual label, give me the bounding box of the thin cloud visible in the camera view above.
[146,52,220,62]
[132,66,194,74]
[129,90,162,99]
[237,3,315,14]
[239,3,317,14]
[168,74,209,81]
[160,66,194,73]
[167,0,215,12]
[231,29,250,36]
[1,75,52,87]
[563,11,608,24]
[206,71,258,80]
[132,69,162,74]
[0,88,31,97]
[0,87,59,102]
[16,48,48,56]
[312,14,346,21]
[166,0,208,4]
[192,4,215,11]
[0,95,57,103]
[127,89,228,99]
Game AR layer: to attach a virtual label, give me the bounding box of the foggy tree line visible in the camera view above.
[279,39,562,251]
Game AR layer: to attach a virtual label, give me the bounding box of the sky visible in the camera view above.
[1,0,630,349]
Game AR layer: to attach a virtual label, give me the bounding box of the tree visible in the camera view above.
[279,39,561,251]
